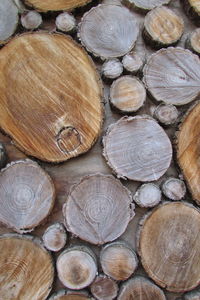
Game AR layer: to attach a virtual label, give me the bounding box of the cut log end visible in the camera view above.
[56,246,97,290]
[122,52,144,74]
[56,12,76,33]
[24,0,92,12]
[134,183,161,208]
[90,275,119,300]
[154,104,179,125]
[110,76,146,114]
[186,28,200,56]
[21,11,42,30]
[43,223,67,252]
[183,0,200,25]
[49,290,92,300]
[122,0,171,13]
[102,59,123,81]
[100,241,138,281]
[143,6,184,48]
[162,177,186,200]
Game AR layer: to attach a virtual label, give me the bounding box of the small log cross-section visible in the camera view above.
[186,28,200,56]
[122,52,144,74]
[118,276,166,300]
[162,177,186,200]
[103,116,172,181]
[183,0,200,25]
[24,0,92,12]
[100,242,138,281]
[79,4,139,59]
[63,174,134,245]
[110,76,146,114]
[56,246,97,290]
[177,101,200,205]
[0,234,54,300]
[154,104,179,125]
[134,183,161,208]
[138,202,200,292]
[0,159,55,233]
[0,0,19,45]
[143,47,200,106]
[49,290,92,300]
[56,12,76,33]
[42,223,67,252]
[90,275,118,300]
[0,32,103,162]
[122,0,171,13]
[143,6,184,48]
[102,59,123,81]
[21,11,42,30]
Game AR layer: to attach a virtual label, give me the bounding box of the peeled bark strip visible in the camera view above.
[118,276,166,300]
[103,116,172,181]
[56,246,97,290]
[154,104,179,125]
[0,159,55,233]
[186,28,200,56]
[162,177,186,200]
[184,289,200,300]
[0,32,103,162]
[134,183,161,207]
[122,52,144,74]
[102,59,123,81]
[56,13,76,33]
[43,223,67,252]
[0,0,19,44]
[177,101,200,205]
[0,234,54,300]
[0,143,7,169]
[21,11,42,30]
[122,0,171,13]
[110,76,146,114]
[49,290,92,300]
[183,0,200,25]
[79,4,139,59]
[138,202,200,292]
[24,0,92,12]
[143,47,200,106]
[63,174,134,245]
[100,241,138,281]
[143,7,184,48]
[90,275,118,300]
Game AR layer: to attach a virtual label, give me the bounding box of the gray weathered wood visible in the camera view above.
[134,183,161,207]
[122,51,145,74]
[42,223,67,252]
[162,177,186,200]
[102,59,123,81]
[21,11,42,30]
[154,104,179,125]
[0,0,18,44]
[122,0,171,13]
[56,12,76,33]
[90,275,118,300]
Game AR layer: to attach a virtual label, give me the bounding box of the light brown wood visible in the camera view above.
[56,12,76,33]
[0,0,19,44]
[0,159,55,233]
[0,234,54,300]
[90,275,118,300]
[184,289,200,300]
[118,275,166,300]
[143,6,184,48]
[63,174,134,245]
[177,101,200,205]
[138,202,200,292]
[183,0,200,25]
[24,0,92,12]
[42,223,67,252]
[100,241,138,281]
[0,32,103,162]
[110,76,146,113]
[134,183,161,207]
[143,47,200,106]
[21,11,42,30]
[122,0,171,13]
[154,104,179,125]
[56,246,97,290]
[102,59,123,80]
[49,290,92,300]
[186,28,200,56]
[103,115,172,181]
[162,177,186,200]
[122,51,144,74]
[79,4,139,59]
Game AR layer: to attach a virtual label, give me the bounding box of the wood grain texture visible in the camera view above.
[154,104,179,125]
[186,28,200,56]
[56,12,76,33]
[43,223,67,252]
[134,183,161,207]
[162,177,186,200]
[24,0,92,12]
[122,51,144,74]
[0,159,55,233]
[63,174,134,245]
[138,202,200,292]
[177,101,200,205]
[122,0,171,13]
[90,275,118,300]
[0,234,54,300]
[143,47,200,105]
[49,290,92,300]
[103,115,172,181]
[21,11,42,30]
[79,4,139,59]
[102,59,123,80]
[0,32,103,162]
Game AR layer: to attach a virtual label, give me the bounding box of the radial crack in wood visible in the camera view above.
[103,115,172,181]
[0,234,54,300]
[143,47,200,106]
[90,275,118,300]
[0,32,103,162]
[162,177,186,200]
[0,159,55,233]
[24,0,92,12]
[134,183,161,207]
[79,4,139,59]
[43,223,67,252]
[138,202,200,292]
[122,0,171,13]
[186,28,200,56]
[63,174,134,245]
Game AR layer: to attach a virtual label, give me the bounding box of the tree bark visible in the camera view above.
[101,59,123,81]
[0,143,7,169]
[79,4,139,59]
[90,274,118,300]
[56,246,97,290]
[110,75,146,114]
[24,0,92,12]
[122,0,171,13]
[0,32,103,162]
[134,183,161,207]
[63,174,134,245]
[122,51,145,74]
[162,177,186,200]
[154,104,179,125]
[49,290,92,300]
[21,11,42,30]
[186,28,200,56]
[138,202,200,292]
[182,0,200,25]
[0,159,55,233]
[0,233,54,300]
[56,12,76,33]
[100,241,138,281]
[143,47,200,106]
[103,115,172,181]
[42,223,67,252]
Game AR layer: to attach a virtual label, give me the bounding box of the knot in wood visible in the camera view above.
[56,127,81,154]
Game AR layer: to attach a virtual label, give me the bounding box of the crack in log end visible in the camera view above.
[56,126,82,154]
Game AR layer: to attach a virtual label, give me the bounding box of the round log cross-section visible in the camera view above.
[0,234,54,300]
[24,0,92,12]
[43,223,67,252]
[63,174,134,245]
[122,0,171,13]
[103,116,172,181]
[90,275,118,300]
[0,32,103,162]
[138,202,200,292]
[186,28,200,56]
[0,0,18,45]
